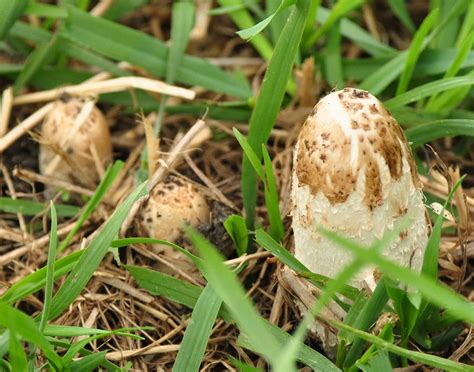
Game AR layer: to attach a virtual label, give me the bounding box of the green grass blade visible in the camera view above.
[456,1,474,46]
[319,229,474,324]
[0,251,82,305]
[426,74,474,114]
[187,229,281,365]
[25,2,67,18]
[387,0,415,33]
[102,0,147,20]
[328,320,473,371]
[62,330,141,364]
[304,0,366,48]
[0,197,79,217]
[405,119,474,148]
[10,21,50,44]
[0,0,28,40]
[317,7,396,57]
[262,146,284,241]
[233,128,265,179]
[125,265,233,322]
[154,0,194,134]
[58,160,123,252]
[422,177,464,279]
[112,237,202,266]
[60,38,129,78]
[0,64,24,74]
[238,322,340,371]
[414,178,466,338]
[343,279,389,366]
[358,350,392,372]
[433,0,462,49]
[48,182,148,320]
[236,0,295,40]
[223,214,249,256]
[385,76,474,109]
[69,351,107,372]
[254,229,359,299]
[439,33,473,79]
[425,32,474,111]
[359,52,406,95]
[229,357,262,371]
[38,203,57,333]
[13,35,58,94]
[173,285,222,372]
[126,264,202,309]
[255,229,307,272]
[8,330,27,372]
[216,0,274,60]
[324,20,343,88]
[345,49,474,81]
[0,303,63,370]
[62,6,251,99]
[44,325,141,338]
[268,0,293,44]
[396,8,439,95]
[49,339,120,370]
[241,0,309,229]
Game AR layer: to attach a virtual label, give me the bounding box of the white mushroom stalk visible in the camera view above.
[291,88,429,290]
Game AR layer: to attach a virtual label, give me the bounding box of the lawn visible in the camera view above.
[0,0,473,370]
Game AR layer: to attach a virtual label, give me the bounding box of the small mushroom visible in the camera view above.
[138,176,210,244]
[39,97,113,189]
[291,88,429,289]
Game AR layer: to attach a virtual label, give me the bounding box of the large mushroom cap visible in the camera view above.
[292,88,429,289]
[39,97,113,188]
[138,176,210,243]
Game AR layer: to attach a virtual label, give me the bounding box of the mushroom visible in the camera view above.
[138,176,210,245]
[39,97,113,190]
[282,88,430,353]
[291,88,429,289]
[136,176,210,279]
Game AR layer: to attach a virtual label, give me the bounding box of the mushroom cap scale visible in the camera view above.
[292,88,429,289]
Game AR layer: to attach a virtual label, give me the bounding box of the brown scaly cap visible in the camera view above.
[295,88,420,210]
[138,176,210,242]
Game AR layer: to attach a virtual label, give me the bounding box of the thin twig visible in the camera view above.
[90,0,114,17]
[0,163,29,238]
[13,168,95,197]
[13,77,195,106]
[0,87,13,137]
[0,103,54,153]
[0,221,84,266]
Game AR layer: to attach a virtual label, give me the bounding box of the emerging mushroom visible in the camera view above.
[291,88,429,290]
[136,176,210,278]
[138,176,210,244]
[39,97,113,190]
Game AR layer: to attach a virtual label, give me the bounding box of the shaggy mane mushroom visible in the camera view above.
[291,88,429,290]
[284,88,430,353]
